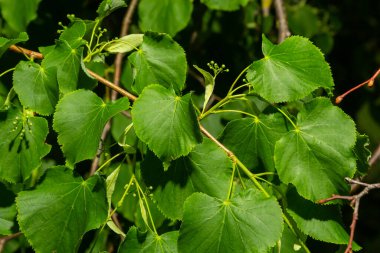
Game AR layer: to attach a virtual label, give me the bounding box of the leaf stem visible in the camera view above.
[96,152,124,173]
[134,178,158,234]
[211,109,258,119]
[226,163,237,200]
[228,65,250,94]
[275,107,298,130]
[235,158,270,198]
[0,67,15,77]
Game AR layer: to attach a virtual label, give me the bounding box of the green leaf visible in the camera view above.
[286,188,360,250]
[105,34,144,54]
[0,0,41,32]
[0,32,28,57]
[119,227,179,253]
[17,167,108,253]
[13,61,59,115]
[128,32,187,94]
[220,113,288,171]
[132,85,202,162]
[193,65,215,112]
[353,134,371,175]
[178,190,283,253]
[138,0,193,36]
[200,0,248,11]
[106,164,121,209]
[59,20,87,48]
[141,138,232,219]
[0,204,16,235]
[97,0,127,19]
[275,97,356,201]
[247,35,334,103]
[43,40,83,94]
[0,107,50,183]
[53,90,130,165]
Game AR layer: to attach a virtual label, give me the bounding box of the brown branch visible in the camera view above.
[318,178,380,253]
[273,0,290,43]
[8,45,43,59]
[0,232,22,252]
[91,0,139,175]
[336,67,380,104]
[112,0,139,101]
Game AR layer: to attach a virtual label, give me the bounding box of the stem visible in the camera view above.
[96,152,124,173]
[228,65,250,94]
[211,109,258,119]
[235,158,270,197]
[274,0,291,43]
[0,67,15,77]
[134,178,158,234]
[275,107,297,129]
[226,163,237,200]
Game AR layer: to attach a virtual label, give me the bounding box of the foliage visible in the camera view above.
[0,0,375,252]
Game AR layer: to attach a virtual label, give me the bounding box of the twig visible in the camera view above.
[112,0,139,101]
[0,232,22,252]
[336,67,380,104]
[318,178,380,253]
[90,122,111,175]
[273,0,290,43]
[8,45,43,59]
[90,0,139,176]
[369,144,380,166]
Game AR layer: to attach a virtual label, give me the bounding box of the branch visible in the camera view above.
[336,67,380,104]
[273,0,290,43]
[318,178,380,253]
[8,45,43,59]
[112,0,139,101]
[0,232,22,252]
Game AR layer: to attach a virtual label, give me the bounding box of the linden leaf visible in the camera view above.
[53,90,130,165]
[0,107,50,183]
[275,98,356,201]
[138,0,193,36]
[13,61,59,115]
[141,138,232,220]
[128,32,187,94]
[119,227,179,253]
[247,35,334,103]
[132,85,202,162]
[17,167,108,253]
[178,190,283,253]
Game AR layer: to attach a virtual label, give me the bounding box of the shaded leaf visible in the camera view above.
[0,0,41,32]
[43,40,83,94]
[178,190,283,253]
[286,188,360,250]
[141,138,232,219]
[220,113,288,171]
[200,0,248,11]
[353,134,371,175]
[275,97,356,201]
[138,0,193,36]
[97,0,127,19]
[0,32,28,57]
[0,204,16,235]
[132,85,202,162]
[0,107,50,183]
[119,227,178,253]
[128,32,187,94]
[247,35,334,103]
[17,167,108,253]
[53,90,130,165]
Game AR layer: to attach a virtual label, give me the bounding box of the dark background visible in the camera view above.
[1,0,379,252]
